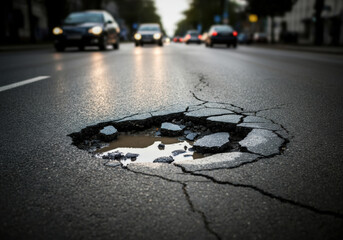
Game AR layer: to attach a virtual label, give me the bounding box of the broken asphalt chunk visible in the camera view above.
[237,122,282,131]
[160,122,183,136]
[99,126,118,142]
[207,114,242,129]
[185,108,234,118]
[177,152,259,171]
[239,129,284,156]
[193,132,230,153]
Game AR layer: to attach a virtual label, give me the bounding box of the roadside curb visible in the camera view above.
[249,44,343,55]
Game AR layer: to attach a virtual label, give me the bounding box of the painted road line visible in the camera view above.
[0,76,50,93]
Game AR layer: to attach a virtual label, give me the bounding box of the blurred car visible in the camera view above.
[237,33,252,44]
[183,30,202,44]
[52,10,120,52]
[134,23,163,47]
[253,32,268,43]
[204,25,238,48]
[173,36,183,43]
[163,37,171,43]
[201,32,209,43]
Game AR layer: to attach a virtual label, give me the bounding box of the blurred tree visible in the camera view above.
[45,0,69,35]
[314,0,324,46]
[247,0,297,43]
[114,0,164,35]
[174,0,241,36]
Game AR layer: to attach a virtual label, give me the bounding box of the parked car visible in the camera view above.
[173,36,183,43]
[237,33,252,44]
[253,32,268,43]
[183,30,202,44]
[204,25,238,48]
[52,10,120,52]
[134,23,163,47]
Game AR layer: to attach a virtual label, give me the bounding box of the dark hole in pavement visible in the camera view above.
[68,110,252,168]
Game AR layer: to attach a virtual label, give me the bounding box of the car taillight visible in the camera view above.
[233,31,238,37]
[212,31,218,37]
[198,34,202,39]
[186,34,191,40]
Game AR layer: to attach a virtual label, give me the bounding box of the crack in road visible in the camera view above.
[194,74,210,92]
[126,167,221,240]
[173,163,343,220]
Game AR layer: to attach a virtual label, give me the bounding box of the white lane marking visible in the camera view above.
[0,76,50,93]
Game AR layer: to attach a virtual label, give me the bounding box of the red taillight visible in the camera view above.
[186,34,191,40]
[233,31,238,37]
[198,34,202,39]
[212,31,218,37]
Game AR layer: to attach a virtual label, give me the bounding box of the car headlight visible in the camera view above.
[88,26,103,35]
[52,27,63,35]
[134,33,142,40]
[153,33,161,40]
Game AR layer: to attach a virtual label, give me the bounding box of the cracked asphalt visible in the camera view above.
[1,43,343,239]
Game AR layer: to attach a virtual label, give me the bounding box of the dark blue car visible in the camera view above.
[52,10,120,51]
[205,25,238,48]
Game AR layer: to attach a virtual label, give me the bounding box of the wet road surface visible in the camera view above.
[1,43,343,239]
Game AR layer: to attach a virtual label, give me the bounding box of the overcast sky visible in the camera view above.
[154,0,190,36]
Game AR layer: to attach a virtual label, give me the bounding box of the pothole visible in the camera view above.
[68,103,289,169]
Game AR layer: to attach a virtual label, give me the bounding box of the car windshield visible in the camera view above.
[64,12,103,24]
[139,25,160,31]
[213,26,233,32]
[187,31,199,36]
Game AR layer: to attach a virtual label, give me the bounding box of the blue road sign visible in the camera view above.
[197,24,202,33]
[214,15,221,23]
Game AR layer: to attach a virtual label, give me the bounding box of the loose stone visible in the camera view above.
[104,161,121,168]
[126,153,139,159]
[153,156,174,163]
[172,150,186,156]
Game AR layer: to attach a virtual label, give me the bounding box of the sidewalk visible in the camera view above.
[252,43,343,55]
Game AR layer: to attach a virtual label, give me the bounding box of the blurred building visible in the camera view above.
[0,0,128,44]
[1,0,48,44]
[267,0,343,45]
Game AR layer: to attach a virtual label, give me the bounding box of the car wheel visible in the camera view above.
[113,42,119,50]
[135,42,139,47]
[210,42,213,47]
[54,44,65,52]
[78,45,85,51]
[99,36,107,51]
[141,43,144,47]
[232,43,237,48]
[158,42,163,47]
[226,44,231,48]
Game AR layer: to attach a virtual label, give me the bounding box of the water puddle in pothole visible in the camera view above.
[95,134,204,167]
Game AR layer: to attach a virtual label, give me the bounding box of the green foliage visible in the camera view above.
[174,0,241,36]
[114,0,164,34]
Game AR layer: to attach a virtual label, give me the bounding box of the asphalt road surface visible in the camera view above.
[1,43,343,239]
